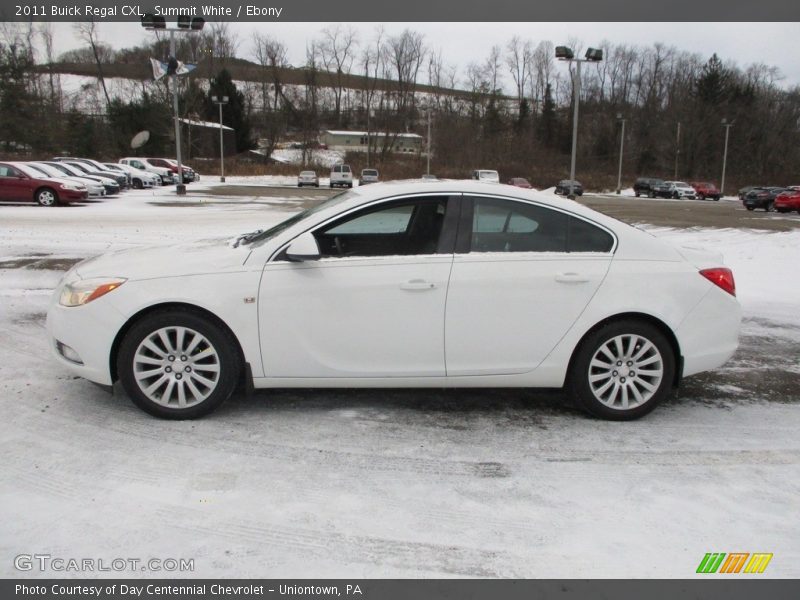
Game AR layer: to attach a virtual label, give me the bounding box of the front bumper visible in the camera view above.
[46,288,126,386]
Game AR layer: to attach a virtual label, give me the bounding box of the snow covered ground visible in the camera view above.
[1,183,798,578]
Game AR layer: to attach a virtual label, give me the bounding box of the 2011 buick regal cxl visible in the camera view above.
[46,180,741,420]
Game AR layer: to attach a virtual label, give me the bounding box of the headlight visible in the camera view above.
[60,183,83,191]
[59,277,126,307]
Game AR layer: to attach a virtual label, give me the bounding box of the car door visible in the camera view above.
[258,194,458,378]
[0,165,33,202]
[444,194,615,376]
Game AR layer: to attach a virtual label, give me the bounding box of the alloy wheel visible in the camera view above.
[588,334,664,410]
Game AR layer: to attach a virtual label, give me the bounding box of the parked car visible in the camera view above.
[654,181,696,199]
[297,171,319,188]
[554,179,583,196]
[47,181,740,421]
[690,182,721,201]
[149,158,199,184]
[738,186,756,201]
[742,187,787,211]
[62,161,128,189]
[74,158,131,188]
[103,163,159,189]
[471,170,500,183]
[508,177,532,189]
[119,158,176,185]
[774,187,800,214]
[0,161,87,206]
[41,161,120,196]
[25,162,105,198]
[360,168,379,185]
[330,164,353,188]
[633,177,664,198]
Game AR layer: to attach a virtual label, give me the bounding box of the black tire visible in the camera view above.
[765,201,774,212]
[568,320,676,421]
[713,196,720,201]
[348,183,353,188]
[35,187,59,206]
[315,183,319,188]
[746,206,754,211]
[117,309,241,419]
[634,191,640,197]
[697,193,705,201]
[132,178,143,190]
[776,208,788,214]
[648,191,655,198]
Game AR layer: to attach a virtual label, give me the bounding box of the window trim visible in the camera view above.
[457,193,618,255]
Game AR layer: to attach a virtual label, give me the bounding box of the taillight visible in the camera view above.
[700,268,736,297]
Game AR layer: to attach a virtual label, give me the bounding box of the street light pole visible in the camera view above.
[141,14,204,196]
[167,30,187,195]
[211,95,229,182]
[721,118,733,197]
[556,46,602,200]
[426,108,432,176]
[674,121,681,180]
[616,113,626,195]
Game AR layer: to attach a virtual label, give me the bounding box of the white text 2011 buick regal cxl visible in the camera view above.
[46,180,741,420]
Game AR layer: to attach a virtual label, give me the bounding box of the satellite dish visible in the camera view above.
[131,130,150,149]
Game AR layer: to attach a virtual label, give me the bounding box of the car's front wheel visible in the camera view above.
[568,320,675,420]
[35,187,59,206]
[117,310,241,419]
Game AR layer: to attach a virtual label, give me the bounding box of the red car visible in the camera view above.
[507,177,532,189]
[774,187,800,214]
[690,181,721,201]
[0,162,88,206]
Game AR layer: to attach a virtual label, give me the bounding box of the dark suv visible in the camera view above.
[742,187,787,212]
[633,177,664,198]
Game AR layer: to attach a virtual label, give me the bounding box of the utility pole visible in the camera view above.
[212,95,229,182]
[426,108,432,176]
[616,113,626,195]
[721,118,733,196]
[674,121,681,180]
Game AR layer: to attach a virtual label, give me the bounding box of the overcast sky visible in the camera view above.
[48,22,800,89]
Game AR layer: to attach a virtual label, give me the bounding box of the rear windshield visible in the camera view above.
[362,169,378,176]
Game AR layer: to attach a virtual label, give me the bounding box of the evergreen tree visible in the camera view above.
[206,69,254,153]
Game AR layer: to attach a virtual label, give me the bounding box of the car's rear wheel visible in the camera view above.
[746,206,754,211]
[117,310,241,419]
[766,201,774,212]
[132,179,143,189]
[568,320,675,420]
[35,187,59,206]
[697,193,705,200]
[648,191,655,198]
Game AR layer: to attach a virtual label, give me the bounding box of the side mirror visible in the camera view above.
[285,232,320,262]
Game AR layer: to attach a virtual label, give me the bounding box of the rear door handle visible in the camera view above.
[400,279,437,291]
[555,272,590,283]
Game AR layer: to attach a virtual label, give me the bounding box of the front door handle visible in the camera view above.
[555,272,590,283]
[400,279,437,291]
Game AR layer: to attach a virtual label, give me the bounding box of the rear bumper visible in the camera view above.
[676,287,741,377]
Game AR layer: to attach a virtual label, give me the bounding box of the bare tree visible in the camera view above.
[318,25,358,126]
[506,36,531,109]
[252,33,289,158]
[73,20,111,109]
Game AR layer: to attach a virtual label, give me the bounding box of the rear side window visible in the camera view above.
[467,197,613,253]
[568,217,614,252]
[332,166,342,173]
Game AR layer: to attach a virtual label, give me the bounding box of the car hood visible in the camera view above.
[73,238,251,282]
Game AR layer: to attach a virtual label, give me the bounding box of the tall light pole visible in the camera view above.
[211,95,229,182]
[426,107,432,176]
[616,113,626,195]
[721,118,734,197]
[556,46,603,199]
[674,121,681,180]
[141,14,204,195]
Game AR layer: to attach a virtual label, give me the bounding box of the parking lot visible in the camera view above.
[1,182,798,578]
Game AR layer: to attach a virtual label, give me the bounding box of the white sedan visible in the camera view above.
[46,181,741,420]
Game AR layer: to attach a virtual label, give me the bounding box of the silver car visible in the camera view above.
[360,168,379,185]
[298,171,319,188]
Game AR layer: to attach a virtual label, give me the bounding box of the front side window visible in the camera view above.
[314,197,449,258]
[468,197,613,253]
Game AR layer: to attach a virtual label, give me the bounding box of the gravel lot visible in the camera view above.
[1,184,798,578]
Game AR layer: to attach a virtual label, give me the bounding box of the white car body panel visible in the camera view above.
[46,181,741,395]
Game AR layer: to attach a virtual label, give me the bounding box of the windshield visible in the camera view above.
[362,170,378,176]
[237,190,359,247]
